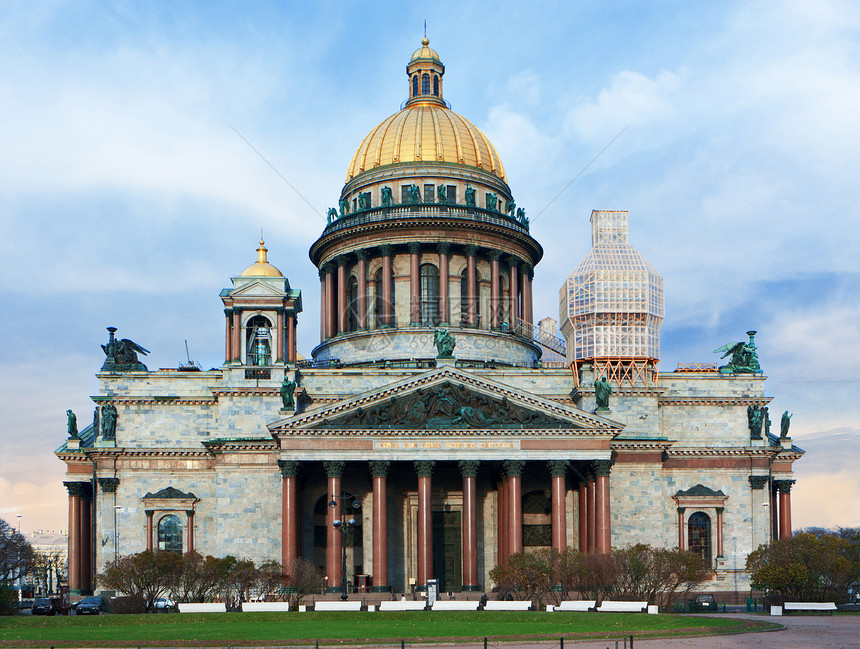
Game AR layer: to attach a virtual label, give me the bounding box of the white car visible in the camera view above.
[154,597,175,611]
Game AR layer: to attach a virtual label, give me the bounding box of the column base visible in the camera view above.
[461,584,481,592]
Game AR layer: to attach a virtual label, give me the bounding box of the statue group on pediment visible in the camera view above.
[313,381,567,430]
[715,331,761,374]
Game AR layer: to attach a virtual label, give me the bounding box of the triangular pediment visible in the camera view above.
[269,366,622,434]
[228,279,287,298]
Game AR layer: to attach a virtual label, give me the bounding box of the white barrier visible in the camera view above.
[315,601,362,612]
[178,602,227,613]
[379,600,427,611]
[242,602,290,612]
[784,602,836,614]
[596,601,647,613]
[770,605,783,616]
[554,600,596,612]
[484,600,532,611]
[432,600,480,611]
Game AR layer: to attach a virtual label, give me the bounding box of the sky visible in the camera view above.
[1,0,858,536]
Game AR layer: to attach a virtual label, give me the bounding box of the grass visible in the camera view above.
[0,611,780,647]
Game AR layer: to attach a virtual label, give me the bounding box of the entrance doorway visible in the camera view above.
[432,511,461,592]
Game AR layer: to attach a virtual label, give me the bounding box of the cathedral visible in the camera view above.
[57,39,802,599]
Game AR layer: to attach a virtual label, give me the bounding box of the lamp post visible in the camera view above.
[16,515,22,599]
[114,506,122,562]
[329,493,361,601]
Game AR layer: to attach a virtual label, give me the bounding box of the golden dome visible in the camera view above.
[410,37,440,63]
[345,104,507,182]
[240,239,283,277]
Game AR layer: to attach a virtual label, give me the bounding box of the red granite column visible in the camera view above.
[276,310,284,363]
[319,270,326,342]
[356,251,368,330]
[65,482,81,593]
[587,473,597,554]
[225,309,233,364]
[232,309,242,362]
[323,264,335,339]
[523,265,534,326]
[489,251,501,329]
[380,246,393,327]
[185,510,195,553]
[715,507,724,557]
[497,477,508,564]
[337,257,348,334]
[369,461,390,592]
[437,243,450,324]
[286,312,296,363]
[594,460,612,554]
[508,257,519,323]
[145,510,154,551]
[324,461,344,592]
[777,480,794,540]
[279,461,299,569]
[505,460,525,555]
[548,461,568,552]
[415,461,435,589]
[578,482,588,552]
[80,486,92,593]
[409,242,421,325]
[459,461,480,591]
[465,245,477,326]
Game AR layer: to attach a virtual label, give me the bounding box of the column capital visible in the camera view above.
[715,507,724,515]
[774,479,796,493]
[97,477,119,493]
[677,507,686,515]
[748,475,769,490]
[521,263,534,278]
[224,308,233,317]
[145,510,154,518]
[323,460,345,478]
[185,510,195,518]
[355,249,369,261]
[488,249,502,261]
[593,459,614,477]
[436,242,451,255]
[503,459,526,478]
[414,460,436,478]
[64,481,91,497]
[407,242,421,254]
[335,255,348,267]
[379,244,393,257]
[369,460,391,478]
[507,255,520,268]
[547,460,569,477]
[321,263,335,275]
[458,460,480,478]
[464,244,478,257]
[278,460,300,478]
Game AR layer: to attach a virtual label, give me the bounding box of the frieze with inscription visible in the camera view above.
[310,381,574,430]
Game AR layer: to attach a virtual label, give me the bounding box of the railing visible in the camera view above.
[322,203,530,236]
[509,317,566,357]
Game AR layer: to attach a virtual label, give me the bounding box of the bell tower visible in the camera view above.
[220,239,302,375]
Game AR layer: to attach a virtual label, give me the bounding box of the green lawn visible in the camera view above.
[0,611,778,647]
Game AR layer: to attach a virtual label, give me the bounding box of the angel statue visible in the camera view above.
[101,327,150,372]
[714,330,761,374]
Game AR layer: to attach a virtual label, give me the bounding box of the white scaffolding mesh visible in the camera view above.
[559,210,664,362]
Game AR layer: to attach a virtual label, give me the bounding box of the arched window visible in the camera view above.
[460,268,480,326]
[522,490,552,547]
[245,315,272,366]
[688,512,712,566]
[412,75,418,97]
[157,514,183,553]
[422,73,430,95]
[419,264,439,326]
[347,276,358,332]
[433,75,439,96]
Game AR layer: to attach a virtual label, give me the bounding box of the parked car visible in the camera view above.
[75,596,110,615]
[154,597,176,611]
[32,597,61,616]
[689,593,717,612]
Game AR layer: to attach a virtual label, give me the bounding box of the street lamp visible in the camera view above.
[114,506,122,562]
[15,515,22,599]
[329,494,361,601]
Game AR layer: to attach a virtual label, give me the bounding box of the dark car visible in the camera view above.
[75,596,110,615]
[32,597,61,616]
[690,593,717,612]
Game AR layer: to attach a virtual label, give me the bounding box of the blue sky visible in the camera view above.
[1,0,858,533]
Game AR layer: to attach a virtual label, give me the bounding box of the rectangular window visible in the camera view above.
[447,185,457,204]
[401,186,411,204]
[423,184,435,203]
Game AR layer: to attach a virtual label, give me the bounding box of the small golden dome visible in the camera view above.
[240,238,284,277]
[410,37,440,63]
[345,104,506,182]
